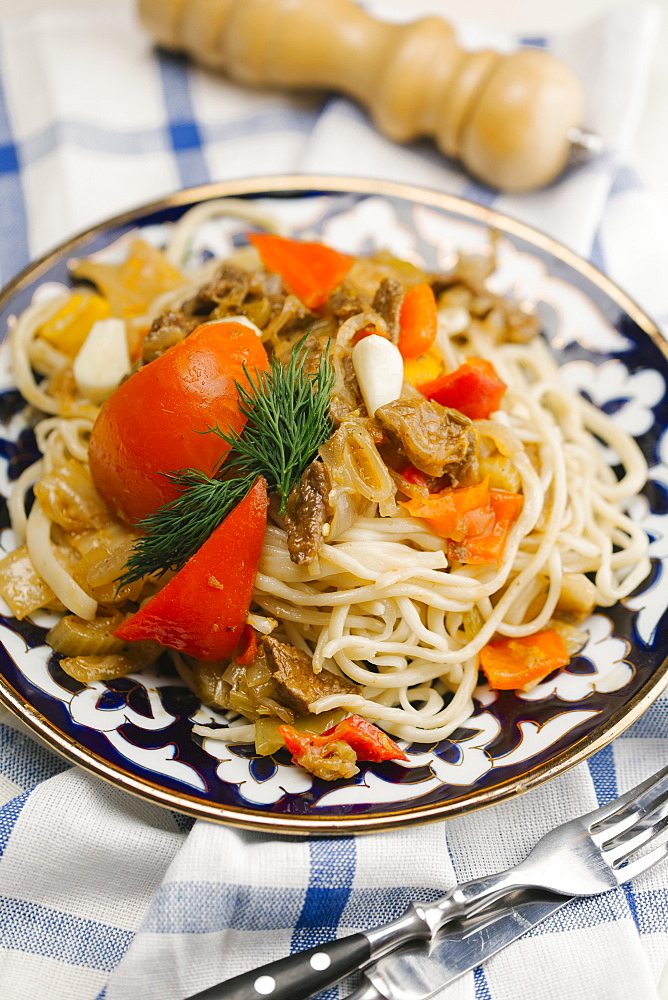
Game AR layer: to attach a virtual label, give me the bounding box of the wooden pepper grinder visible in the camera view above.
[138,0,594,192]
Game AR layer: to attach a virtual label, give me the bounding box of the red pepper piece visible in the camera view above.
[400,463,429,488]
[418,358,506,420]
[278,714,408,763]
[113,477,269,661]
[247,233,354,310]
[234,624,259,665]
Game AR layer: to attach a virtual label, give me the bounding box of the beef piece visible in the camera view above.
[329,352,363,425]
[329,285,367,322]
[372,277,403,343]
[376,396,478,483]
[264,295,314,343]
[262,636,361,715]
[141,310,199,364]
[285,460,332,566]
[182,263,250,315]
[248,271,284,299]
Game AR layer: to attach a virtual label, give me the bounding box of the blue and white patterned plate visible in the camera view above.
[0,176,666,835]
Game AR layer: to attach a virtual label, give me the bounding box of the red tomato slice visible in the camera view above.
[113,477,269,661]
[88,320,269,525]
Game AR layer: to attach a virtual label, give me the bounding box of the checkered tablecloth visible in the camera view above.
[1,2,668,998]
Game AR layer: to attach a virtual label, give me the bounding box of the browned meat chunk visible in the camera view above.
[372,277,403,343]
[262,636,361,715]
[248,271,284,299]
[264,295,315,344]
[328,350,364,426]
[376,396,478,483]
[141,310,199,364]
[285,460,332,566]
[329,285,367,322]
[182,263,250,315]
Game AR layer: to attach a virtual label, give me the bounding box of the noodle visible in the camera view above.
[0,204,651,760]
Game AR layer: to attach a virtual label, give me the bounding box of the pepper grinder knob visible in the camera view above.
[138,0,590,192]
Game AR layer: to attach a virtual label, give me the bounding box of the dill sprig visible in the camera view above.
[211,339,334,512]
[118,337,333,586]
[119,472,252,586]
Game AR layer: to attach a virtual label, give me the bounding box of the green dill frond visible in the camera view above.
[211,337,334,511]
[119,471,253,586]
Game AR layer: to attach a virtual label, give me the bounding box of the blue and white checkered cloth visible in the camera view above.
[1,1,668,997]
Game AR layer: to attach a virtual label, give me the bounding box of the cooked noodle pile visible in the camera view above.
[0,201,650,750]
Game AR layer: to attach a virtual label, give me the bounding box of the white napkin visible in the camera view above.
[0,3,667,999]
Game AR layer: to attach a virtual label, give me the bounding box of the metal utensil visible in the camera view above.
[343,890,571,999]
[189,763,668,1000]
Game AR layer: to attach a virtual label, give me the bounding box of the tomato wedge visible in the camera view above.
[113,477,269,661]
[88,320,269,525]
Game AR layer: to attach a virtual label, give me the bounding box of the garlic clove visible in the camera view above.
[352,334,404,416]
[73,317,131,405]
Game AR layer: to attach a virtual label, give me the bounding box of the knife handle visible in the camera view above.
[185,904,431,1000]
[185,934,371,1000]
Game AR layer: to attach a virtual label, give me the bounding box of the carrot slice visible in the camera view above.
[398,283,438,360]
[401,478,491,541]
[248,233,353,310]
[479,629,570,690]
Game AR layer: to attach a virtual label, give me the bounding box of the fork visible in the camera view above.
[192,763,668,1000]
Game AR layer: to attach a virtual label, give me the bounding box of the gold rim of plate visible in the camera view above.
[0,174,665,836]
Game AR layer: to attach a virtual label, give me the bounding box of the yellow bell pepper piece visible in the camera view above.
[403,346,445,387]
[37,293,111,358]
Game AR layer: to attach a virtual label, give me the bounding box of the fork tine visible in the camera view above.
[592,775,668,848]
[612,837,668,885]
[604,810,668,865]
[587,765,668,838]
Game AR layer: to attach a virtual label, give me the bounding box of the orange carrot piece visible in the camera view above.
[248,233,353,310]
[398,283,438,360]
[400,478,491,541]
[479,629,570,690]
[449,490,523,564]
